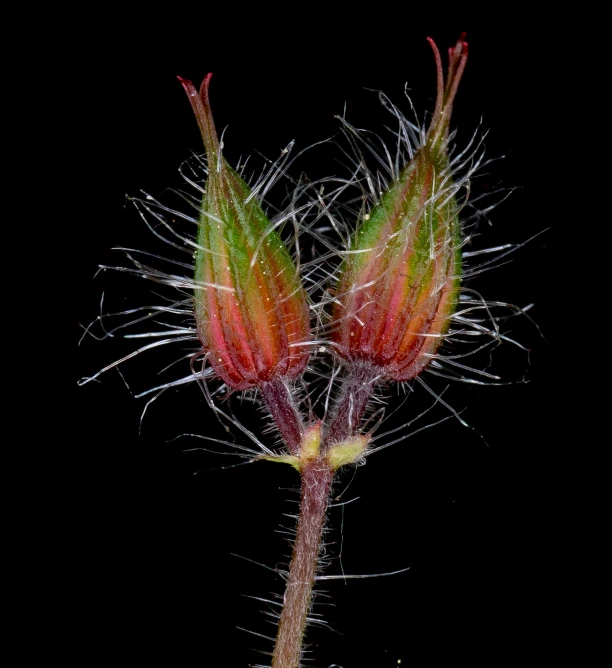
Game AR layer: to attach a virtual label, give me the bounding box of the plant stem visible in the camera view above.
[272,459,334,668]
[323,361,379,450]
[260,378,304,454]
[267,363,377,666]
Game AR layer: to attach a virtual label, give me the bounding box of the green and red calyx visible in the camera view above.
[332,35,468,382]
[179,74,310,391]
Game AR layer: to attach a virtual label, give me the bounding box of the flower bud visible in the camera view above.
[332,35,468,382]
[179,74,310,390]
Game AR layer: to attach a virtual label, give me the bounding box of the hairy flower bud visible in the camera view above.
[332,35,468,381]
[179,74,310,390]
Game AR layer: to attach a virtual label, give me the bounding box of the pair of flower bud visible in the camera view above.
[181,35,467,393]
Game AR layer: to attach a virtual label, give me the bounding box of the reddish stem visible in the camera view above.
[260,378,304,455]
[272,460,334,668]
[322,361,379,451]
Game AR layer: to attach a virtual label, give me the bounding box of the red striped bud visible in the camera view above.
[179,74,310,390]
[332,35,468,382]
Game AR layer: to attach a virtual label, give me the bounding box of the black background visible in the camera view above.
[75,16,560,667]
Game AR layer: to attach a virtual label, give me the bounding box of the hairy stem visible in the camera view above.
[323,361,379,450]
[260,378,304,454]
[272,460,334,668]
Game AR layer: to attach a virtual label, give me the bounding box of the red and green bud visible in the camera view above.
[332,35,468,382]
[179,74,310,391]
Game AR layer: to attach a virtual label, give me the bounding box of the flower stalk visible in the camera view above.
[269,423,368,668]
[272,458,334,668]
[322,360,379,449]
[259,379,304,454]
